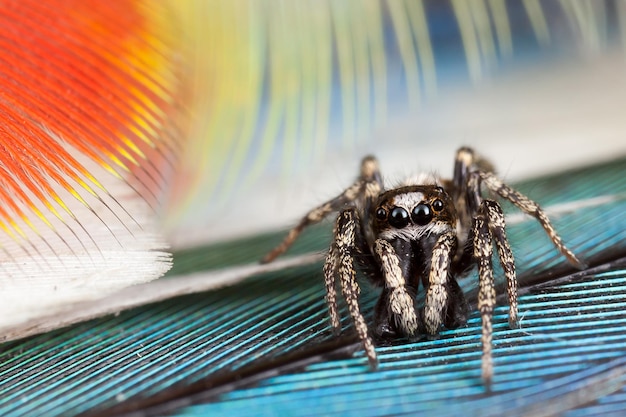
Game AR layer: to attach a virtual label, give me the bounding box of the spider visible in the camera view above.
[262,147,583,384]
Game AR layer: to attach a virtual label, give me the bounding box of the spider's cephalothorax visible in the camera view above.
[262,147,583,384]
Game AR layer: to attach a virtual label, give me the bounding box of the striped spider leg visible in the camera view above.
[454,147,585,383]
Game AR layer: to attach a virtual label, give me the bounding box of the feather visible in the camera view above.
[0,0,185,330]
[161,0,626,246]
[1,1,626,415]
[1,156,625,417]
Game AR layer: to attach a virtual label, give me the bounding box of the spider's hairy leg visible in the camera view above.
[335,208,378,369]
[483,200,518,328]
[374,239,419,336]
[453,147,494,195]
[261,156,382,264]
[424,232,457,335]
[473,206,496,385]
[323,235,341,335]
[479,172,585,270]
[466,169,518,329]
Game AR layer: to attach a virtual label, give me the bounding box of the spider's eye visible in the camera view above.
[388,207,410,228]
[432,199,444,212]
[411,204,433,225]
[375,207,387,220]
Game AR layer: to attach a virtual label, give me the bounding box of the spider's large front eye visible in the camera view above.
[388,207,410,228]
[412,204,433,225]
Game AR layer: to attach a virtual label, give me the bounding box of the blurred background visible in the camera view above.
[159,0,626,247]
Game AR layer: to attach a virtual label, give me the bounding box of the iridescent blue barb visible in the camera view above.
[0,156,625,417]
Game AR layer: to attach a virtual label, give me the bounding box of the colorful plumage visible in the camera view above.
[2,0,625,267]
[0,0,184,329]
[1,1,626,415]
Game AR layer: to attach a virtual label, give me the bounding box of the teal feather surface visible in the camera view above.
[0,156,624,416]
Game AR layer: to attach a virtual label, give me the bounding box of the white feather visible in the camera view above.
[0,158,171,337]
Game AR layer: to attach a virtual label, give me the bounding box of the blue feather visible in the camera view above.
[0,155,624,416]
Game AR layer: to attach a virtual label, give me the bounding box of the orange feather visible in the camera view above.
[0,0,183,249]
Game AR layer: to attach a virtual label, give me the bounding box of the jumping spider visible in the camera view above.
[262,147,583,383]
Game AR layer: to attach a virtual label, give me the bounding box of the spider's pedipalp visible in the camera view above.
[479,171,585,269]
[334,208,378,369]
[424,232,457,335]
[374,239,418,336]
